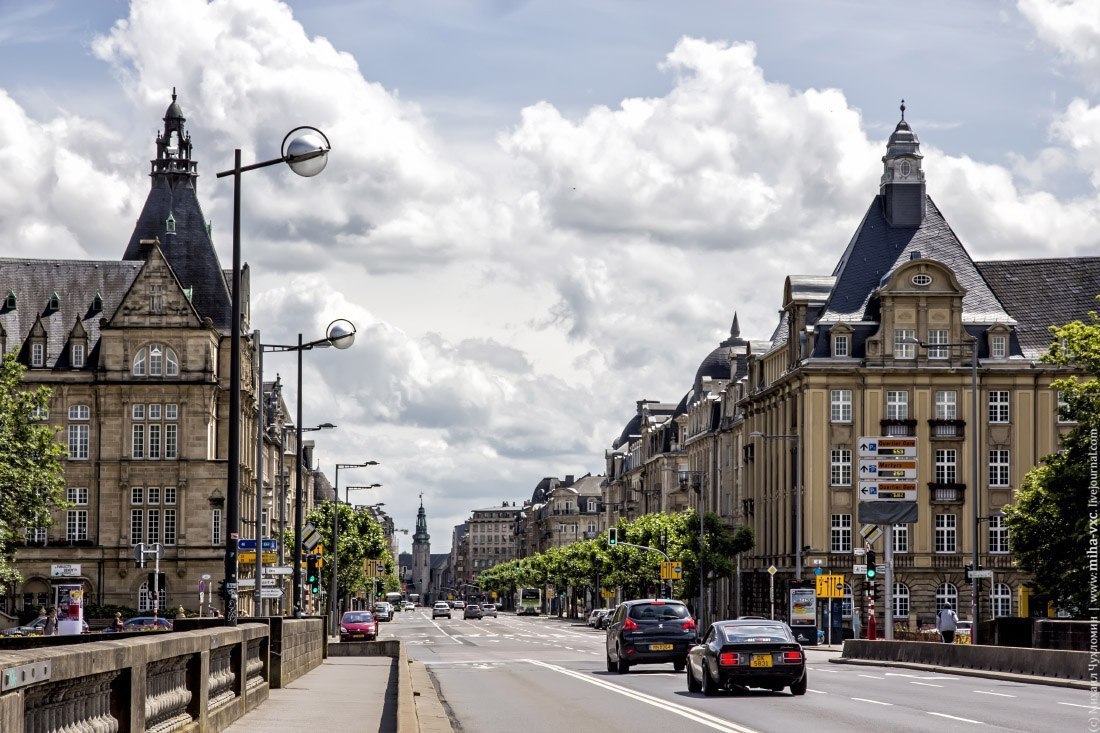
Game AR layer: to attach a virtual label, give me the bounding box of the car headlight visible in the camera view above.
[339,626,347,633]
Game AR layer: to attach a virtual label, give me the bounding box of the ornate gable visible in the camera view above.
[110,243,202,329]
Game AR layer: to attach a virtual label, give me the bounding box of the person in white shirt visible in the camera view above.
[936,602,959,643]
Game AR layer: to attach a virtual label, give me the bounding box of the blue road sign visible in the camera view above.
[814,567,824,576]
[237,538,278,551]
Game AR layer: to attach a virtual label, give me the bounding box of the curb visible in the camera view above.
[829,656,1092,689]
[409,660,454,733]
[395,641,419,733]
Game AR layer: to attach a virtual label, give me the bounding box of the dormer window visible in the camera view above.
[166,212,176,234]
[4,291,15,310]
[991,334,1007,359]
[71,343,85,368]
[834,334,849,358]
[48,292,60,311]
[31,342,44,367]
[92,293,103,312]
[911,274,932,287]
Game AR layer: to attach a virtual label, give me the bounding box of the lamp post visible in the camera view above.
[906,336,981,645]
[749,432,803,581]
[672,470,707,627]
[215,127,331,626]
[261,320,356,617]
[332,463,379,635]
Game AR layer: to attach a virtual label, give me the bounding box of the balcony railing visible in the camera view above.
[880,419,917,437]
[928,419,966,440]
[929,482,966,503]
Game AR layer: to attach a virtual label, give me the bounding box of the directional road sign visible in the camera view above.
[237,538,278,551]
[859,459,917,480]
[858,482,918,502]
[259,588,284,599]
[858,437,918,458]
[660,561,683,580]
[970,569,993,579]
[264,566,293,575]
[853,564,868,575]
[815,574,844,599]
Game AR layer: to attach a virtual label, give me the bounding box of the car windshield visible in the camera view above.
[721,625,793,643]
[434,603,448,608]
[342,613,373,623]
[627,603,690,621]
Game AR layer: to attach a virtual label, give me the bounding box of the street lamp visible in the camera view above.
[671,470,707,627]
[333,462,379,635]
[345,483,383,504]
[259,320,355,618]
[906,335,981,644]
[749,432,803,581]
[215,126,331,626]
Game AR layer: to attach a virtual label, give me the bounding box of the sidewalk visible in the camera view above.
[225,656,397,732]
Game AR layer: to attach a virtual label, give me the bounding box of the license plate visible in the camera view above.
[650,643,674,651]
[750,654,773,668]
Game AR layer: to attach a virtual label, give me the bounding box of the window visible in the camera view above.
[935,449,957,484]
[147,509,160,544]
[830,449,852,486]
[988,391,1010,423]
[991,334,1007,359]
[30,405,48,421]
[991,583,1012,618]
[830,514,852,553]
[148,425,161,459]
[131,509,144,545]
[69,405,90,420]
[894,329,916,359]
[132,425,145,459]
[131,486,144,505]
[66,510,88,541]
[934,514,957,553]
[132,404,177,460]
[834,334,849,358]
[989,515,1010,554]
[587,499,596,513]
[68,425,89,460]
[132,344,179,378]
[164,509,177,546]
[164,487,177,505]
[1056,391,1075,424]
[831,390,852,423]
[892,524,909,554]
[911,273,932,286]
[212,508,223,546]
[893,583,910,618]
[989,450,1010,487]
[138,581,162,613]
[165,424,177,459]
[67,487,88,505]
[71,344,85,368]
[934,390,957,420]
[24,526,47,543]
[31,342,44,367]
[936,583,959,611]
[148,486,160,505]
[886,391,909,420]
[928,329,949,359]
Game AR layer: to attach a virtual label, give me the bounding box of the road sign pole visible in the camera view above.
[769,573,775,620]
[884,523,894,641]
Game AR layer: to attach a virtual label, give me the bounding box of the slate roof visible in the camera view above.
[0,259,142,369]
[121,95,232,332]
[819,195,1012,325]
[977,258,1100,358]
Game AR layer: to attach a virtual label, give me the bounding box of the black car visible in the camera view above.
[605,599,696,674]
[686,619,807,696]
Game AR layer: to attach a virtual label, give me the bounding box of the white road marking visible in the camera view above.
[909,682,943,688]
[524,660,759,733]
[884,673,959,680]
[424,616,465,644]
[850,697,892,706]
[1057,702,1094,709]
[857,674,885,679]
[927,712,985,724]
[808,668,839,673]
[807,689,826,694]
[973,691,1015,698]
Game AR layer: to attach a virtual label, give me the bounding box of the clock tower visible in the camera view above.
[880,100,926,228]
[412,495,431,600]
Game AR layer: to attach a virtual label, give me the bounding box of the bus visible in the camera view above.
[407,593,420,606]
[384,592,402,606]
[516,588,541,616]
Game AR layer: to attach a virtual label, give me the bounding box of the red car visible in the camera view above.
[340,611,379,642]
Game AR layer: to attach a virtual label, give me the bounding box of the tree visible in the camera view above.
[0,354,67,585]
[298,501,390,607]
[1004,298,1100,616]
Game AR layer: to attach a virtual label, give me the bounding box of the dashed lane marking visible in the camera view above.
[857,674,885,679]
[850,698,893,706]
[807,690,826,694]
[909,682,942,688]
[1057,702,1093,709]
[973,691,1015,698]
[927,712,984,725]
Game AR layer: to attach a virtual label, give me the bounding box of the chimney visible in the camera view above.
[910,250,922,260]
[565,474,575,486]
[138,237,160,258]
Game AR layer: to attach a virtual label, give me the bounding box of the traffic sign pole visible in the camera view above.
[885,522,894,641]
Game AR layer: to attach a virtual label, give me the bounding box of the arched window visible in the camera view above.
[132,344,180,378]
[893,582,910,618]
[842,583,853,619]
[991,583,1012,618]
[936,582,958,611]
[137,580,164,612]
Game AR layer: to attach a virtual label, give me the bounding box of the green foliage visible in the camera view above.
[1004,298,1100,617]
[0,354,68,582]
[297,501,391,603]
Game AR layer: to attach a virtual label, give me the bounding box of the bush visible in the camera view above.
[84,603,138,620]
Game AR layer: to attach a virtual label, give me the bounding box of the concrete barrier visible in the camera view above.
[841,639,1090,681]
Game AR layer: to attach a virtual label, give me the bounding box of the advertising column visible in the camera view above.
[788,580,818,645]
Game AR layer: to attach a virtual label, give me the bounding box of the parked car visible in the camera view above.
[3,617,90,636]
[340,611,379,642]
[686,619,806,696]
[605,599,696,674]
[480,603,497,618]
[373,603,393,622]
[463,604,482,620]
[432,602,452,619]
[115,616,173,631]
[587,609,610,628]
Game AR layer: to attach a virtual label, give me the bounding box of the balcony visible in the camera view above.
[929,482,966,503]
[880,419,917,437]
[928,419,966,440]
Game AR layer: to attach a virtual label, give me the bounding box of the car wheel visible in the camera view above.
[674,658,686,673]
[686,662,702,693]
[790,672,808,696]
[606,653,616,673]
[616,653,630,675]
[701,662,719,697]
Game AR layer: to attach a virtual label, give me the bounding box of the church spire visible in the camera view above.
[414,495,430,543]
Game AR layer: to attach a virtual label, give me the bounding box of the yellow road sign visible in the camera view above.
[601,588,615,598]
[660,561,683,580]
[815,574,845,599]
[239,552,278,564]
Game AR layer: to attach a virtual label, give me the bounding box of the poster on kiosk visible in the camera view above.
[56,584,84,635]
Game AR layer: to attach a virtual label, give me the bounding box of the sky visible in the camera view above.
[0,0,1098,555]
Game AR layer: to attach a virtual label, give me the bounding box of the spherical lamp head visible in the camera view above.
[326,319,356,350]
[282,127,331,178]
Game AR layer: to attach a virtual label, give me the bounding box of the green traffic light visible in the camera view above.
[866,568,876,579]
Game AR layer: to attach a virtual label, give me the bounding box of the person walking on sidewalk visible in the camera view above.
[936,602,958,643]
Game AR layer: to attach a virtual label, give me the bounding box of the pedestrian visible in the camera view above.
[936,602,958,643]
[112,612,125,632]
[43,607,59,636]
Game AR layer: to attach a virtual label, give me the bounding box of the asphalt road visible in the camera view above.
[381,608,1093,732]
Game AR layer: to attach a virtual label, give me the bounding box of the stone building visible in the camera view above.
[1,93,327,617]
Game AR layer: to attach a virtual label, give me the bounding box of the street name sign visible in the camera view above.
[264,566,293,575]
[853,564,868,575]
[970,569,993,579]
[259,588,284,599]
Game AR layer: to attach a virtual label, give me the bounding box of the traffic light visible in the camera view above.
[964,563,973,585]
[865,549,877,580]
[608,527,618,546]
[307,556,320,595]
